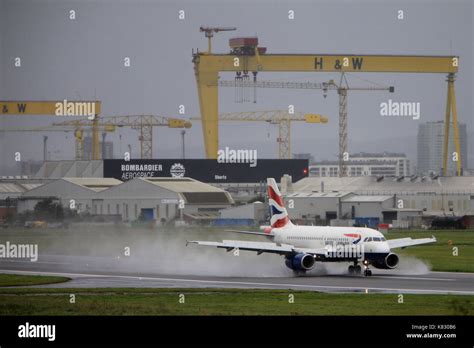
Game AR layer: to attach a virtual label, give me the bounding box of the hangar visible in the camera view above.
[18,178,122,214]
[93,177,233,223]
[289,176,474,227]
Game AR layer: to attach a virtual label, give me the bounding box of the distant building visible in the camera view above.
[20,160,43,176]
[309,152,410,177]
[84,136,114,160]
[293,153,315,164]
[417,121,467,176]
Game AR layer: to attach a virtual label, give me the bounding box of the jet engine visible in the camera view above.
[372,253,399,269]
[285,253,315,271]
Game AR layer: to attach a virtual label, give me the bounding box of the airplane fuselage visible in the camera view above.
[271,225,391,262]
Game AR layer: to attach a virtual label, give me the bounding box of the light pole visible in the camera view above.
[181,130,186,159]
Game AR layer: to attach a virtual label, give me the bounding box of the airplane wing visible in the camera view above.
[187,239,328,257]
[387,235,437,249]
[224,229,272,236]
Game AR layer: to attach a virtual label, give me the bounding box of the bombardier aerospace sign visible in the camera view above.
[105,159,308,183]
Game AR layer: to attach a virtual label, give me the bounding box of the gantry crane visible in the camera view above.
[199,26,236,53]
[53,115,192,159]
[191,110,328,159]
[0,100,103,159]
[215,75,393,176]
[193,29,461,176]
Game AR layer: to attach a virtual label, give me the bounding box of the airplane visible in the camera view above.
[187,178,436,276]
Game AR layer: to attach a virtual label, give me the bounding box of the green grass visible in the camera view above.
[0,288,472,315]
[386,230,474,272]
[0,274,70,287]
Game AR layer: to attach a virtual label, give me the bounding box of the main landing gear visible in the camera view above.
[348,261,372,276]
[348,263,362,275]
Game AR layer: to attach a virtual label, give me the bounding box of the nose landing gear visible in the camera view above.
[363,260,372,276]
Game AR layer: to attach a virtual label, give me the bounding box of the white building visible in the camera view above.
[309,152,410,177]
[284,191,354,222]
[292,176,474,217]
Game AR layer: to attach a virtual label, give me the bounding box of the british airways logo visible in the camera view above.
[344,233,362,244]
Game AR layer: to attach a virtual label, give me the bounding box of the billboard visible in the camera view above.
[103,159,309,183]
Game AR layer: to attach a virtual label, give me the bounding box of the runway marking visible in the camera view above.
[1,269,473,295]
[374,276,454,281]
[0,260,71,265]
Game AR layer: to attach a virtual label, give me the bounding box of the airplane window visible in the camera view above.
[373,237,381,242]
[367,237,373,242]
[363,237,368,242]
[381,237,386,241]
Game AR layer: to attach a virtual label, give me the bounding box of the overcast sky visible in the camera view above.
[0,0,472,174]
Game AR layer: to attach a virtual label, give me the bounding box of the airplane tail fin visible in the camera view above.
[267,178,292,228]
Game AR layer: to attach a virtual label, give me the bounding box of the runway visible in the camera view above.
[1,254,473,294]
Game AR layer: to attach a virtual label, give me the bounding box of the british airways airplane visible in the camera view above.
[188,178,436,276]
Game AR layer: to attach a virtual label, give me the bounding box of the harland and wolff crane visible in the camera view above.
[53,115,192,159]
[191,110,328,159]
[193,28,462,176]
[0,101,191,160]
[216,75,393,176]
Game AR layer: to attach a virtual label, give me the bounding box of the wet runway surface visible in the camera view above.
[1,254,473,294]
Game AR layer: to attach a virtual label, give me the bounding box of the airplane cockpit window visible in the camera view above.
[373,237,381,242]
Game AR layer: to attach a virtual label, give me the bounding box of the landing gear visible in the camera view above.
[293,270,306,277]
[348,263,362,275]
[363,260,372,277]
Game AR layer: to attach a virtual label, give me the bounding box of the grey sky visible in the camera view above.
[0,0,472,174]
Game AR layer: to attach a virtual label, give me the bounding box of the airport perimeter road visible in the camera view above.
[0,255,473,294]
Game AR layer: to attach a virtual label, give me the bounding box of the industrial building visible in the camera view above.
[417,121,468,176]
[289,175,474,228]
[18,178,122,214]
[309,152,410,177]
[93,177,233,223]
[213,201,267,226]
[14,176,234,224]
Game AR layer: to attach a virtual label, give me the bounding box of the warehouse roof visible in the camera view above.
[342,195,393,203]
[287,191,353,198]
[140,177,233,205]
[142,177,223,193]
[293,176,474,194]
[0,182,43,193]
[62,178,122,192]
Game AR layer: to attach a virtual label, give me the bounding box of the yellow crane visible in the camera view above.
[193,29,461,176]
[0,125,114,161]
[0,100,103,159]
[216,75,393,176]
[53,115,192,159]
[191,110,327,159]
